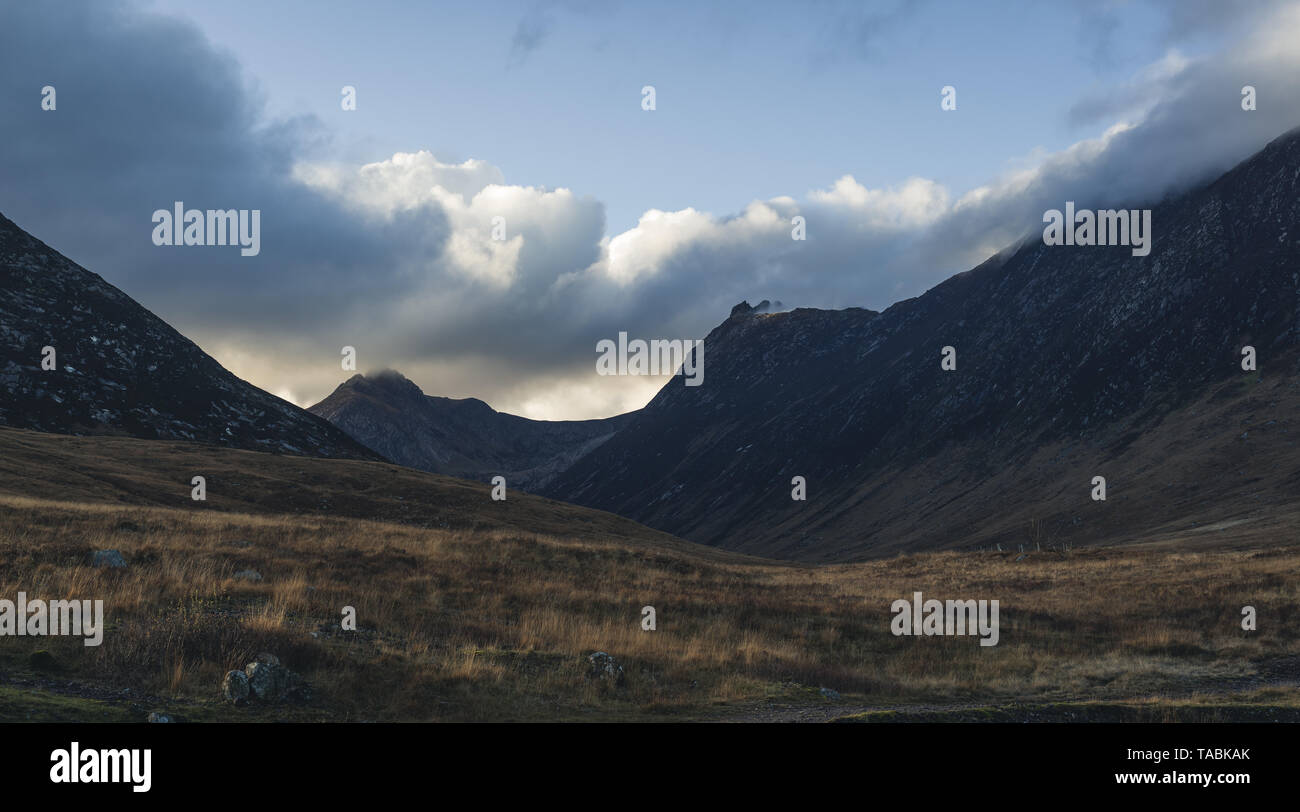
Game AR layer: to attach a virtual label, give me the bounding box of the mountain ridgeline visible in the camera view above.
[308,371,634,490]
[5,127,1300,562]
[538,128,1300,559]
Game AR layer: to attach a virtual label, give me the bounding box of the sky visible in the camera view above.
[2,0,1299,419]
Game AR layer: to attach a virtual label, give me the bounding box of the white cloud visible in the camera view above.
[807,175,950,228]
[270,0,1300,418]
[293,151,505,216]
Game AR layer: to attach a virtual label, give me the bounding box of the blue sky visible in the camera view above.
[4,1,1297,418]
[148,0,1192,233]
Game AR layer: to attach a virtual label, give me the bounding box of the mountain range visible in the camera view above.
[4,128,1300,562]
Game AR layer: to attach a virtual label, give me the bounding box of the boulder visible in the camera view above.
[222,669,250,703]
[587,651,625,686]
[91,549,127,568]
[246,660,289,701]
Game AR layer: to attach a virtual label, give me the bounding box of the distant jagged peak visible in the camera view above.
[729,298,786,318]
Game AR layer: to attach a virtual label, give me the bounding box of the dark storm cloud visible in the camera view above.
[0,0,451,338]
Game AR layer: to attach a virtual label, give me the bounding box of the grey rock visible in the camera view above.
[233,569,262,582]
[819,687,842,701]
[146,712,174,723]
[222,669,250,703]
[91,549,127,568]
[246,660,290,701]
[587,651,625,685]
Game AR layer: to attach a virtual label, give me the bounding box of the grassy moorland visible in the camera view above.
[0,427,1297,722]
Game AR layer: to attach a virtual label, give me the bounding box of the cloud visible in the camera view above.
[2,0,1299,421]
[293,153,506,216]
[506,0,607,66]
[1070,0,1290,69]
[509,3,555,65]
[1066,50,1191,127]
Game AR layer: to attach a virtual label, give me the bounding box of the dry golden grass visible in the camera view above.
[2,491,1297,721]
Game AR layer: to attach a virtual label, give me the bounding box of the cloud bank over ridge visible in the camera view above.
[2,0,1298,418]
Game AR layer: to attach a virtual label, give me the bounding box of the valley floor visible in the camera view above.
[0,428,1296,722]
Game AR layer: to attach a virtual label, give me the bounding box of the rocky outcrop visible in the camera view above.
[587,651,625,686]
[222,653,308,705]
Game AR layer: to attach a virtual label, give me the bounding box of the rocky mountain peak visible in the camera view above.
[542,127,1300,560]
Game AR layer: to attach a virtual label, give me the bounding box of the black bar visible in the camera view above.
[2,722,1285,800]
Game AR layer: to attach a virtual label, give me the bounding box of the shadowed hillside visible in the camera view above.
[544,128,1300,561]
[0,212,378,460]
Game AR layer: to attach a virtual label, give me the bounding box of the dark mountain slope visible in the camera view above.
[0,212,379,460]
[309,370,633,490]
[543,127,1300,560]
